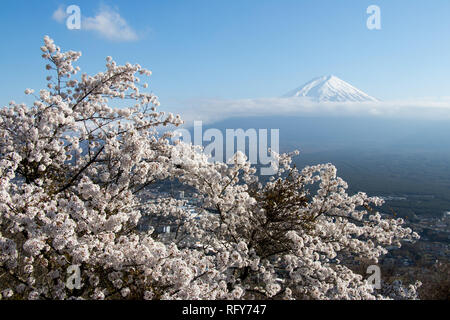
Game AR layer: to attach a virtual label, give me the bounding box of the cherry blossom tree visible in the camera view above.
[0,36,420,300]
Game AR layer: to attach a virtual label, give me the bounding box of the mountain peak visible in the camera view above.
[284,75,378,102]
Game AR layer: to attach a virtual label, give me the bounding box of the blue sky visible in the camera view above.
[1,0,450,112]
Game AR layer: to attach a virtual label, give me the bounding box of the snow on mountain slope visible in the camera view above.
[284,75,378,102]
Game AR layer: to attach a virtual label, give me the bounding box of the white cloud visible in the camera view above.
[52,5,67,23]
[176,97,450,124]
[52,5,138,42]
[82,6,138,42]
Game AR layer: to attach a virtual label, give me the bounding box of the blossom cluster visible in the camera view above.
[0,37,420,300]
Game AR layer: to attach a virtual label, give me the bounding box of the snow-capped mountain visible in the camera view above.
[284,75,378,102]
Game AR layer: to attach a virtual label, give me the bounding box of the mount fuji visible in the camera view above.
[284,75,378,102]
